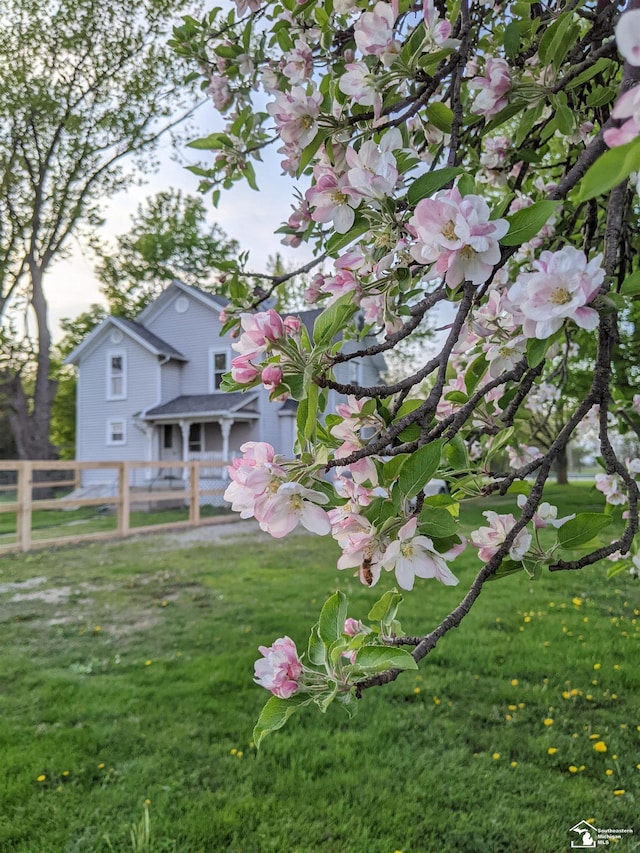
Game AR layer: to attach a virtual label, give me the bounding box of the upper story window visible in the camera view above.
[107,350,127,400]
[209,349,229,392]
[347,360,361,385]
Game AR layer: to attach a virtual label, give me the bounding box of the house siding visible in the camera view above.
[144,291,229,396]
[76,337,159,485]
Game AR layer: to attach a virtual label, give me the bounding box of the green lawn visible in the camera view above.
[0,485,638,852]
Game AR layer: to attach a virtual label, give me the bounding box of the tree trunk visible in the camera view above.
[555,445,569,485]
[3,262,57,460]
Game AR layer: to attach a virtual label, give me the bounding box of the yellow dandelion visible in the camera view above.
[562,691,570,700]
[593,663,601,670]
[97,763,105,770]
[433,696,441,705]
[492,753,500,760]
[511,679,518,686]
[510,761,518,767]
[508,704,517,711]
[612,754,618,760]
[593,741,607,753]
[548,748,558,755]
[144,799,151,806]
[586,694,593,700]
[570,688,578,696]
[589,734,600,740]
[161,601,168,607]
[237,751,243,758]
[56,785,63,792]
[606,769,613,776]
[572,598,582,607]
[569,765,578,773]
[579,765,585,771]
[614,664,620,670]
[524,616,531,623]
[145,659,152,666]
[413,687,421,695]
[544,718,554,727]
[62,771,69,777]
[230,748,237,755]
[613,789,625,796]
[94,626,102,632]
[505,714,512,721]
[37,774,46,782]
[611,693,617,699]
[518,702,525,709]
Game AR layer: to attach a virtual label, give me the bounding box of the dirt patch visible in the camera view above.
[0,576,48,594]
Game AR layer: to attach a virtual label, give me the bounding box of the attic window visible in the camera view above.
[175,296,189,313]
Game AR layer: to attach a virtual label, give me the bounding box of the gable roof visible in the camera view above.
[64,315,187,365]
[135,279,227,324]
[141,392,259,420]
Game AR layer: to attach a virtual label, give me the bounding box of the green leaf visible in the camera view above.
[577,138,640,203]
[566,57,614,90]
[419,506,458,538]
[352,646,417,673]
[503,21,521,59]
[397,441,443,500]
[325,218,370,254]
[464,354,488,394]
[620,270,640,297]
[555,104,574,135]
[607,560,633,580]
[307,623,326,666]
[305,382,318,441]
[382,453,410,485]
[318,591,348,648]
[368,590,403,627]
[445,434,468,470]
[296,129,330,177]
[253,693,311,748]
[486,559,525,582]
[313,293,358,345]
[526,336,550,368]
[406,168,461,205]
[425,102,453,134]
[557,513,613,550]
[501,201,560,246]
[486,426,516,461]
[187,132,232,151]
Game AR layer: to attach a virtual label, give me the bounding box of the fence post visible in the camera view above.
[189,460,200,526]
[118,462,130,537]
[17,461,33,552]
[74,465,81,491]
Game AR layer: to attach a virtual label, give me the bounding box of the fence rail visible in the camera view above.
[0,459,232,554]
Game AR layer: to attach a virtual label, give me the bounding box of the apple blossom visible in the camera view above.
[381,518,461,590]
[409,188,509,286]
[254,636,303,698]
[470,512,532,563]
[258,482,331,538]
[468,58,512,118]
[595,474,627,506]
[507,247,604,340]
[614,10,640,66]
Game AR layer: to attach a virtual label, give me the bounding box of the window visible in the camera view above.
[107,350,127,400]
[210,349,229,391]
[188,423,202,452]
[347,360,360,385]
[107,419,126,445]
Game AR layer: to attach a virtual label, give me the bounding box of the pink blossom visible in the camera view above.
[305,169,360,234]
[267,86,322,151]
[339,63,382,117]
[633,394,640,415]
[281,38,313,84]
[344,618,366,636]
[335,524,387,586]
[508,247,604,340]
[615,10,640,66]
[604,85,640,148]
[261,363,283,390]
[470,511,532,563]
[234,0,262,13]
[254,636,303,699]
[354,2,398,62]
[345,131,401,199]
[423,0,459,48]
[224,442,286,518]
[232,309,286,356]
[258,482,331,538]
[231,353,260,385]
[484,335,526,378]
[381,518,461,590]
[409,188,509,286]
[207,75,233,112]
[507,444,542,469]
[595,473,627,506]
[468,58,512,117]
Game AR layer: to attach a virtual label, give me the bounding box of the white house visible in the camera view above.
[65,280,385,490]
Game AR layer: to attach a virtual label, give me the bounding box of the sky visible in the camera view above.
[46,103,311,339]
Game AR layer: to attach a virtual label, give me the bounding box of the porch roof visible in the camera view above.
[141,392,259,420]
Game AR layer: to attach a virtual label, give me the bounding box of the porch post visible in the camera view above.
[179,419,190,482]
[219,418,234,481]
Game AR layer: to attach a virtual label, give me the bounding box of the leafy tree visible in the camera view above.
[0,0,198,459]
[96,189,241,319]
[173,0,640,740]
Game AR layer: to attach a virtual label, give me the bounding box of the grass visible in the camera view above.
[0,484,638,852]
